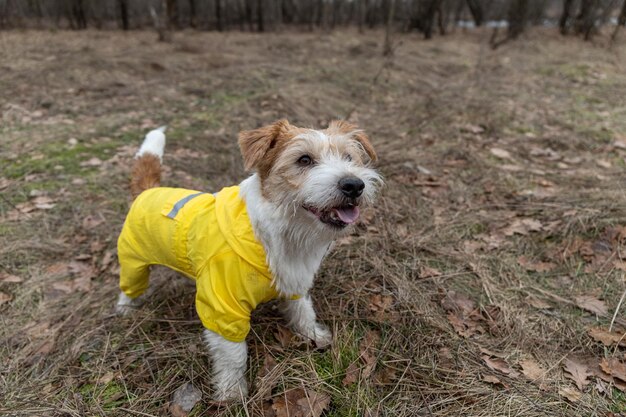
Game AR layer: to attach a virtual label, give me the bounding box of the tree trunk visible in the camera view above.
[166,0,178,29]
[437,0,446,35]
[357,0,364,32]
[423,0,441,38]
[257,0,264,31]
[466,0,483,26]
[384,0,396,55]
[189,0,197,28]
[611,0,626,41]
[507,0,527,39]
[316,0,323,28]
[245,0,253,30]
[575,0,599,39]
[118,0,129,30]
[559,0,573,34]
[216,0,223,30]
[73,0,87,29]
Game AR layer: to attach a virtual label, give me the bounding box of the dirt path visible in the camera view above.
[1,28,626,416]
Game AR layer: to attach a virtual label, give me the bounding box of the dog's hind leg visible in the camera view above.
[203,329,248,401]
[115,256,151,315]
[281,296,333,348]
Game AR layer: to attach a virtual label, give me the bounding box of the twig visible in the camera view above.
[609,282,626,332]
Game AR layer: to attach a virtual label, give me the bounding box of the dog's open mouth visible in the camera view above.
[303,204,360,228]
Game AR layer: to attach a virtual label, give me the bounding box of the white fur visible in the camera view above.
[136,126,167,161]
[281,296,332,348]
[239,175,333,297]
[203,330,248,401]
[115,291,143,315]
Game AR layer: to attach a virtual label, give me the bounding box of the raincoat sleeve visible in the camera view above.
[195,250,274,343]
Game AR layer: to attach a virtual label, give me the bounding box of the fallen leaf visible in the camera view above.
[274,326,297,348]
[446,312,483,338]
[559,387,582,402]
[69,261,96,280]
[97,371,117,384]
[479,347,507,359]
[596,159,612,169]
[591,358,626,391]
[46,263,70,276]
[563,358,591,391]
[517,256,556,273]
[368,294,393,314]
[90,240,106,253]
[613,260,626,272]
[600,358,626,383]
[0,272,22,283]
[520,358,545,382]
[482,374,503,385]
[342,362,359,386]
[80,157,103,167]
[419,266,442,279]
[595,379,610,395]
[575,295,608,316]
[82,214,104,230]
[169,382,202,417]
[0,177,12,190]
[101,250,114,272]
[490,148,513,160]
[51,281,74,294]
[461,124,485,134]
[503,218,543,236]
[373,365,397,385]
[441,291,475,314]
[359,330,381,379]
[482,355,520,377]
[588,327,626,347]
[271,388,331,417]
[0,291,12,305]
[525,296,551,309]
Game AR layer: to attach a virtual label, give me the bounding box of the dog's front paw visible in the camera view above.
[212,380,248,402]
[312,323,333,349]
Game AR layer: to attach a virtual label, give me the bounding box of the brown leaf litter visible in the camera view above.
[264,388,330,417]
[563,358,591,391]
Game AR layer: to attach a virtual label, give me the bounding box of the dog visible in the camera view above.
[115,119,381,401]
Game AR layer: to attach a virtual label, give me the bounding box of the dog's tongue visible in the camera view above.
[334,206,360,224]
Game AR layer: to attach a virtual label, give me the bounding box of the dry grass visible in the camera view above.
[1,28,626,416]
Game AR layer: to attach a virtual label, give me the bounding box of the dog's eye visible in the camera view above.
[344,153,352,162]
[297,155,313,166]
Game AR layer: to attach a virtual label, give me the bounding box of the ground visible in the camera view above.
[1,28,626,417]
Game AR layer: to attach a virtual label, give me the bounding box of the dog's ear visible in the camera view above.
[328,120,377,163]
[238,119,292,171]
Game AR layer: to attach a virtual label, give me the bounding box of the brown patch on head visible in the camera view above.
[326,120,377,163]
[238,119,300,180]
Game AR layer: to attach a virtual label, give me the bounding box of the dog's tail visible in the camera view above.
[130,126,167,199]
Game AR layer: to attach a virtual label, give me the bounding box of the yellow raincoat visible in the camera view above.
[117,186,286,343]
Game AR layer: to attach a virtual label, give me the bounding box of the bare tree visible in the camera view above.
[384,0,396,55]
[575,0,599,40]
[507,0,528,39]
[118,0,129,30]
[559,0,574,34]
[165,0,178,29]
[611,0,626,41]
[216,0,223,31]
[466,0,483,26]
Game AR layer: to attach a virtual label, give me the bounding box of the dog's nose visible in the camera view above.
[338,177,365,198]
